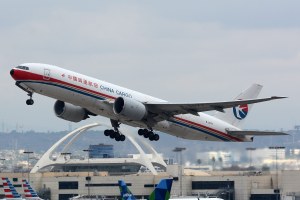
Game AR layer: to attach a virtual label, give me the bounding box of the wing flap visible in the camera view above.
[227,130,288,136]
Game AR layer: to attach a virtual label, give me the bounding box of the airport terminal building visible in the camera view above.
[1,167,300,200]
[1,125,300,200]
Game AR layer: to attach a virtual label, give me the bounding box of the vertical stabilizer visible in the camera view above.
[118,179,173,200]
[149,179,173,200]
[118,180,136,200]
[214,84,263,128]
[22,180,42,200]
[1,178,22,200]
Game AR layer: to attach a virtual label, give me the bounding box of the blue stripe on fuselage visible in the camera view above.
[168,119,230,142]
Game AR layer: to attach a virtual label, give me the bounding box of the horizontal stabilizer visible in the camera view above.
[227,130,288,136]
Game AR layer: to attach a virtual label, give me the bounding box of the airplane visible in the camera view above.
[1,178,24,200]
[118,179,173,200]
[22,180,43,200]
[10,63,287,142]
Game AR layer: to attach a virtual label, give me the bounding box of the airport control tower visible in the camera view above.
[88,144,114,158]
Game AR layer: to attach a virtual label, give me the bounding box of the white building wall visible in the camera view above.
[2,170,300,200]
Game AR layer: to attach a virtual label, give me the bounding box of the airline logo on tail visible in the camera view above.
[1,178,22,199]
[22,180,41,199]
[118,179,173,200]
[118,180,136,200]
[233,104,248,120]
[149,179,173,200]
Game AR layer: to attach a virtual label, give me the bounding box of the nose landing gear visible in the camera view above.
[15,82,34,105]
[26,92,34,105]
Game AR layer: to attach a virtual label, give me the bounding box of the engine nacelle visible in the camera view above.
[113,97,147,121]
[54,100,88,122]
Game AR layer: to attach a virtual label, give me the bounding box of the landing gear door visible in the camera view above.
[43,69,51,80]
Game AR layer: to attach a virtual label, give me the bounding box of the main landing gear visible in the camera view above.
[138,129,160,141]
[104,129,125,142]
[104,119,126,142]
[26,92,34,105]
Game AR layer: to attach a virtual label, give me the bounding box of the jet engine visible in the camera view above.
[113,97,147,121]
[54,100,89,122]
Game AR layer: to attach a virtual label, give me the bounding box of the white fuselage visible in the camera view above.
[11,63,247,142]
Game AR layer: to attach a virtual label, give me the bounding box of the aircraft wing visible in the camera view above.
[146,96,286,119]
[227,130,288,136]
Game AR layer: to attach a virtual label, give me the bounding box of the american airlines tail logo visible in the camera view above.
[233,104,248,120]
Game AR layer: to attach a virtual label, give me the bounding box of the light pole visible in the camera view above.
[269,146,285,193]
[23,151,33,183]
[173,147,186,197]
[0,158,5,172]
[227,178,230,200]
[246,148,256,169]
[83,149,91,198]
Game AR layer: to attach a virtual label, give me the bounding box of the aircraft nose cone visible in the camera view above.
[10,69,14,76]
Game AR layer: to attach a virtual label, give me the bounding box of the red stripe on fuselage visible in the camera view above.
[12,69,116,100]
[174,117,243,142]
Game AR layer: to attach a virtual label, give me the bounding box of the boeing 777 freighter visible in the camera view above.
[10,63,287,142]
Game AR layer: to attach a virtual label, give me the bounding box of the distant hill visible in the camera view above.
[0,129,299,164]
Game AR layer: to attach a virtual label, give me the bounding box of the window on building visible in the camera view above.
[59,181,78,190]
[250,194,280,200]
[192,181,234,190]
[85,183,132,187]
[59,194,78,200]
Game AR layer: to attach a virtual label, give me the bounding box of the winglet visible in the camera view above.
[271,96,288,100]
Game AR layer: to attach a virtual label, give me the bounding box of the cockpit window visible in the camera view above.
[16,66,29,70]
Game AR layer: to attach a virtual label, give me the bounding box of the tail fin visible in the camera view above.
[118,180,136,200]
[149,179,173,200]
[118,179,173,200]
[2,178,22,199]
[22,179,42,200]
[214,84,263,128]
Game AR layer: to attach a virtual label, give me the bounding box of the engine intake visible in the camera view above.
[54,100,88,122]
[113,97,147,121]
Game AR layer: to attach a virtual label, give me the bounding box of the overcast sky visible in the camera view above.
[0,1,299,133]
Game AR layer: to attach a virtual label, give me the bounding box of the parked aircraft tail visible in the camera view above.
[149,179,173,200]
[118,180,136,200]
[1,178,22,200]
[118,179,173,200]
[214,84,262,128]
[22,180,42,200]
